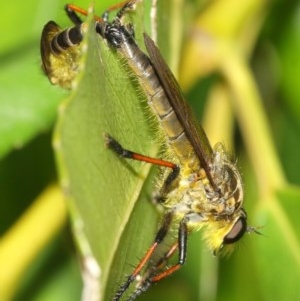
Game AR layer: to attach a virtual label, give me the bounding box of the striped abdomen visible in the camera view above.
[104,24,197,165]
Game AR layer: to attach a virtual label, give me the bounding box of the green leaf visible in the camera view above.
[54,4,159,300]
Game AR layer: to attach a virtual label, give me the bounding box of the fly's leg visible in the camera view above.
[104,133,180,195]
[103,0,136,21]
[153,242,179,270]
[112,212,174,301]
[127,220,188,301]
[105,133,180,200]
[104,133,182,300]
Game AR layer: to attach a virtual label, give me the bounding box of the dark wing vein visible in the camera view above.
[143,33,214,177]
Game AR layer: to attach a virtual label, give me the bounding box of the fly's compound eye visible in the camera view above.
[223,217,247,244]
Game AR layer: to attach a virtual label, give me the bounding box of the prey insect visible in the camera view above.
[44,1,253,300]
[40,18,83,89]
[40,1,128,88]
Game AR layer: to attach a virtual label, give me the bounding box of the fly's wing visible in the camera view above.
[143,33,214,177]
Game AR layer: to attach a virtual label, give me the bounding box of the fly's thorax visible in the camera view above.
[165,163,247,255]
[164,167,208,212]
[163,160,212,214]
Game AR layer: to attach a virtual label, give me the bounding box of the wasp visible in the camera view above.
[40,16,83,89]
[40,2,127,88]
[42,2,253,300]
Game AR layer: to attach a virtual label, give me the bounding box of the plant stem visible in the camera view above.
[221,47,286,198]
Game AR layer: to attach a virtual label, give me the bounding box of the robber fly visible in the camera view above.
[42,1,253,300]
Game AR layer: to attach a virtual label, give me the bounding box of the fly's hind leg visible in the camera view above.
[104,133,179,183]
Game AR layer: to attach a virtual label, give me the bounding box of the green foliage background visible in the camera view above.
[0,0,300,301]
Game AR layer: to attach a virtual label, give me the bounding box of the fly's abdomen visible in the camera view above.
[118,35,195,162]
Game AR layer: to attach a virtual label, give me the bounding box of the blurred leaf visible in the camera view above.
[0,0,68,158]
[252,186,300,300]
[179,0,266,91]
[0,50,64,157]
[277,7,300,121]
[30,255,82,301]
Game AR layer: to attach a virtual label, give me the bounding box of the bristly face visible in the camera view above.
[202,209,248,255]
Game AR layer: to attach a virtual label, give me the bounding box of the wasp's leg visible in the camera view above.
[64,4,84,25]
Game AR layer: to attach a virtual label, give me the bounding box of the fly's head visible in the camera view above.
[203,143,248,255]
[202,208,248,255]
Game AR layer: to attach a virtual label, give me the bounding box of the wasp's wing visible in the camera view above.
[40,21,61,77]
[143,33,213,176]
